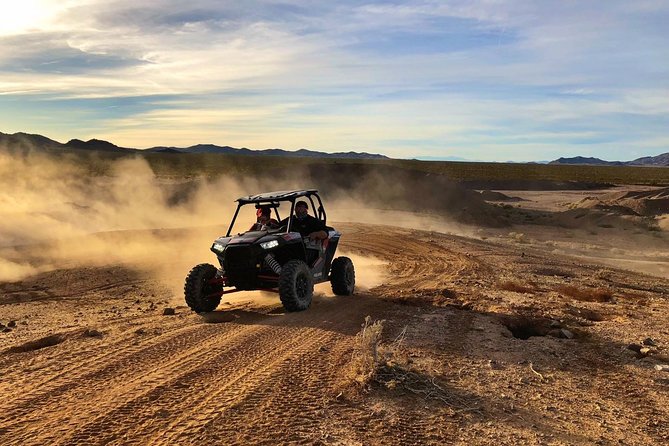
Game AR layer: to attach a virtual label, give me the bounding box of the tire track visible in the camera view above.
[150,297,382,446]
[60,322,335,445]
[0,316,267,441]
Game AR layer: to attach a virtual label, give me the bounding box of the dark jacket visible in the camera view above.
[280,214,326,237]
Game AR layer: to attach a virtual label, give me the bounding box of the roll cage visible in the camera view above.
[225,189,328,237]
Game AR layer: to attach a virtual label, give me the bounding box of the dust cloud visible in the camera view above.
[0,152,260,283]
[339,252,387,290]
[659,215,669,231]
[1,152,441,295]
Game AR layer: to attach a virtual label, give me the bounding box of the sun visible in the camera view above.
[0,0,57,35]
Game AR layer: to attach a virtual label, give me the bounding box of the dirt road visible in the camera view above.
[1,223,668,445]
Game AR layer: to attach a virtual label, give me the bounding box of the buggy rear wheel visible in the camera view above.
[184,263,223,313]
[330,256,355,296]
[279,260,313,312]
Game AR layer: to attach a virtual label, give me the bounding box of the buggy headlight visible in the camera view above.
[212,242,225,253]
[260,240,279,250]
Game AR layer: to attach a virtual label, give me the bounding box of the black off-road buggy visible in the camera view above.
[184,190,355,312]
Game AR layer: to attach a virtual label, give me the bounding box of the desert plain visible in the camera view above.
[1,152,669,445]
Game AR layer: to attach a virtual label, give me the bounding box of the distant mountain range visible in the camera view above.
[0,131,388,159]
[550,154,669,167]
[2,131,667,165]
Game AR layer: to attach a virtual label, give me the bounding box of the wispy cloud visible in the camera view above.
[0,0,667,160]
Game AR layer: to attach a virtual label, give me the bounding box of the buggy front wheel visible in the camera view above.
[279,260,314,312]
[184,263,222,313]
[330,256,355,296]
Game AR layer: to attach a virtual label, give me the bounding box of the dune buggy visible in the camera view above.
[184,189,355,312]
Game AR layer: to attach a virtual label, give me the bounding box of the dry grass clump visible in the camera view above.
[346,317,480,412]
[556,285,613,302]
[533,267,574,278]
[498,280,535,294]
[348,316,386,387]
[508,232,527,243]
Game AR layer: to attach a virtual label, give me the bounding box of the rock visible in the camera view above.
[550,320,562,328]
[0,323,5,329]
[628,343,643,352]
[7,320,16,328]
[639,347,651,355]
[548,328,575,339]
[488,360,504,370]
[441,288,457,298]
[82,328,104,338]
[560,329,575,339]
[2,327,12,333]
[654,364,669,372]
[643,337,658,346]
[548,329,563,338]
[163,307,176,316]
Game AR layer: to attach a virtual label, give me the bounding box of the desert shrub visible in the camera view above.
[508,232,526,243]
[498,280,535,294]
[533,267,574,278]
[348,316,385,387]
[556,285,612,302]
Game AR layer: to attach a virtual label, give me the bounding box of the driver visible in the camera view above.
[249,206,278,231]
[280,200,327,240]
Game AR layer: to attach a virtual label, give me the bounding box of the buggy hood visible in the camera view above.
[228,230,270,245]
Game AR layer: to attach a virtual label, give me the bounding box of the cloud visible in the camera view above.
[0,1,668,160]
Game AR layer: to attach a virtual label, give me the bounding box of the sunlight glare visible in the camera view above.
[0,0,57,35]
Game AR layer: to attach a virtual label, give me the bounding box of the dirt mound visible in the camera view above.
[553,208,647,230]
[461,179,613,191]
[570,198,641,216]
[479,190,524,202]
[572,187,669,216]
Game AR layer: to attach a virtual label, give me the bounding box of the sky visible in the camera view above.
[0,0,667,161]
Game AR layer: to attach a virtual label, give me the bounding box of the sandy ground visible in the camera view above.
[1,204,669,445]
[475,186,669,279]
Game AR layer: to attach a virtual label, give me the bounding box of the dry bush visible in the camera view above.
[346,319,481,413]
[619,291,649,305]
[498,280,535,294]
[556,285,613,302]
[348,316,385,387]
[534,267,574,278]
[508,232,526,243]
[594,269,611,280]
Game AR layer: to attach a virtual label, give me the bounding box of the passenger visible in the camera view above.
[279,200,327,240]
[249,206,278,231]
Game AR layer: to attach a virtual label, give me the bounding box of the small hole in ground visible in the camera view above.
[500,315,551,340]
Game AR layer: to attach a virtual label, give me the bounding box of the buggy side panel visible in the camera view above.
[323,231,340,278]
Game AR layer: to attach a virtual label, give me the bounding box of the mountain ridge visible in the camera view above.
[0,131,388,159]
[2,131,667,165]
[549,154,668,166]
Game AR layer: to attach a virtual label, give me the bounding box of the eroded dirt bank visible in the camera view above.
[1,223,668,445]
